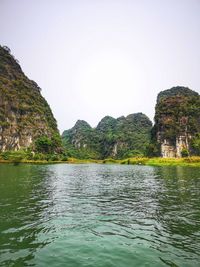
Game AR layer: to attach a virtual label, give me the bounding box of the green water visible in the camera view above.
[0,164,200,267]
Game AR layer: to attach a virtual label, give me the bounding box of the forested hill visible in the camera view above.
[0,45,61,153]
[62,113,152,159]
[150,86,200,157]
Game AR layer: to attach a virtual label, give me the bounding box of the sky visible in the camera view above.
[0,0,200,133]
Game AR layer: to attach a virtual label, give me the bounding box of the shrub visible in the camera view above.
[49,154,60,161]
[181,148,189,157]
[35,136,53,153]
[61,156,68,161]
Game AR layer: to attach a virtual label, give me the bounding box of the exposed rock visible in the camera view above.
[161,139,176,158]
[152,86,200,157]
[0,45,60,152]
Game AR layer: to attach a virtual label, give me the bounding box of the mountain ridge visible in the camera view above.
[62,112,152,159]
[1,45,200,159]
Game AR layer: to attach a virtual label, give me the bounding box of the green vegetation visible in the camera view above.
[151,86,200,156]
[1,151,200,167]
[120,156,200,166]
[181,148,189,157]
[1,46,200,163]
[62,113,152,159]
[0,149,67,163]
[191,133,200,155]
[35,134,62,154]
[62,120,100,159]
[62,87,200,160]
[0,45,61,152]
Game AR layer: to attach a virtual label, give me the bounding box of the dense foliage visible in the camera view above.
[35,134,62,154]
[0,45,62,152]
[62,120,100,159]
[191,134,200,155]
[151,86,200,156]
[62,113,152,159]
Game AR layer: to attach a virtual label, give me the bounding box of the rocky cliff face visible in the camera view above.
[152,86,200,157]
[0,45,60,152]
[62,113,152,159]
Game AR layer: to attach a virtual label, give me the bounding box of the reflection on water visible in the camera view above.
[0,164,200,267]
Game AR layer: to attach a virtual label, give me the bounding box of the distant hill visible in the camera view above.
[0,45,61,153]
[150,86,200,157]
[62,120,100,159]
[62,113,152,159]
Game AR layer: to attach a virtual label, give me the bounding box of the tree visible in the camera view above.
[191,134,200,155]
[35,136,53,153]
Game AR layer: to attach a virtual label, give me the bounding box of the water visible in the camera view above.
[0,164,200,267]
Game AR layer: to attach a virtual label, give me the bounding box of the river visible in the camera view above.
[0,163,200,266]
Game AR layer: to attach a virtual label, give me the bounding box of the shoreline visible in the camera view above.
[0,157,200,167]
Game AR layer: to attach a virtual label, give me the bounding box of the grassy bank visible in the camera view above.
[120,157,200,167]
[0,152,103,164]
[0,150,200,166]
[71,156,200,167]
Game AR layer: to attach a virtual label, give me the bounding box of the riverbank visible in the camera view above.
[1,156,200,166]
[120,157,200,167]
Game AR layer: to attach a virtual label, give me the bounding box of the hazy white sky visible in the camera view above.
[0,0,200,132]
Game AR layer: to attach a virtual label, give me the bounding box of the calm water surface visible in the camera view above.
[0,163,200,267]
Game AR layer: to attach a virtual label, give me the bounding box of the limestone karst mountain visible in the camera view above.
[151,86,200,157]
[0,45,61,152]
[63,87,200,159]
[1,45,199,159]
[62,113,152,159]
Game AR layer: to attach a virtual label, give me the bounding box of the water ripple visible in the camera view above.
[0,164,200,266]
